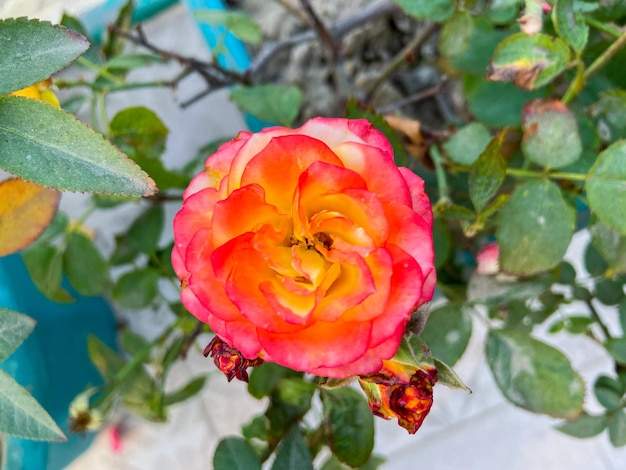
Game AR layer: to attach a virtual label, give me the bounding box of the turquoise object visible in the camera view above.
[80,0,178,43]
[0,254,117,470]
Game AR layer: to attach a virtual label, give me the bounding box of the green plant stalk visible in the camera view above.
[586,299,612,341]
[97,92,110,136]
[562,28,626,104]
[585,17,622,38]
[56,79,175,92]
[76,57,124,85]
[430,145,450,204]
[505,168,587,181]
[91,319,181,409]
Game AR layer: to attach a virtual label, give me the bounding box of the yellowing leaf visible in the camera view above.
[0,178,60,256]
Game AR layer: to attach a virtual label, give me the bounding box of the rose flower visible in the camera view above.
[172,118,435,379]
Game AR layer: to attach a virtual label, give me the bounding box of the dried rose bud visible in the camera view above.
[203,336,263,382]
[359,363,437,434]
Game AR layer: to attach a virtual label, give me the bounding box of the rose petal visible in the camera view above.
[241,135,343,212]
[259,319,372,372]
[398,167,433,225]
[334,141,411,205]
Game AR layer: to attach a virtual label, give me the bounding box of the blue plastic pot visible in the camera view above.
[0,254,117,470]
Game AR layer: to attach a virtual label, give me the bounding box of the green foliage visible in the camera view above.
[272,426,314,470]
[0,18,88,94]
[419,302,472,366]
[230,85,303,127]
[392,0,455,22]
[0,309,65,441]
[214,437,262,470]
[63,230,110,296]
[195,10,263,45]
[0,96,156,196]
[497,180,575,275]
[322,387,375,468]
[486,330,585,418]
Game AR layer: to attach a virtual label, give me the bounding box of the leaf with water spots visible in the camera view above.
[497,179,575,275]
[486,330,585,418]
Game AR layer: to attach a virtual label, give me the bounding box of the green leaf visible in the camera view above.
[463,74,546,127]
[195,10,263,45]
[595,278,624,305]
[469,132,507,212]
[497,179,575,275]
[344,98,408,167]
[590,219,626,275]
[584,240,609,277]
[433,357,471,392]
[242,414,269,441]
[486,330,585,418]
[106,53,164,71]
[487,33,571,90]
[592,89,626,141]
[248,362,302,399]
[110,106,169,160]
[392,0,455,21]
[439,11,474,61]
[619,297,626,335]
[127,205,164,254]
[87,335,158,418]
[447,19,511,75]
[22,243,73,302]
[271,426,314,470]
[552,0,589,54]
[0,96,156,196]
[594,375,624,410]
[0,18,88,94]
[419,302,472,367]
[587,141,626,235]
[521,99,582,169]
[163,376,207,406]
[230,85,303,127]
[556,412,608,438]
[110,234,139,265]
[323,387,375,468]
[102,0,134,59]
[36,210,69,244]
[112,268,160,309]
[267,379,316,431]
[0,309,35,362]
[121,329,150,358]
[214,437,262,470]
[442,122,491,166]
[63,231,109,296]
[0,370,65,441]
[433,217,451,269]
[606,337,626,365]
[610,410,626,447]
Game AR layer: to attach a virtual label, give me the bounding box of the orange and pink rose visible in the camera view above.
[172,117,435,378]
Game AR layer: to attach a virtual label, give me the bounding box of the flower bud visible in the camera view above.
[203,336,263,382]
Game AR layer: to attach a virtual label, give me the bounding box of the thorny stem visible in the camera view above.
[365,22,437,100]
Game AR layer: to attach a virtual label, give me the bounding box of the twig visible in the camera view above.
[274,0,309,23]
[377,76,447,114]
[298,0,338,62]
[365,22,437,100]
[247,0,398,81]
[110,24,248,87]
[586,299,612,341]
